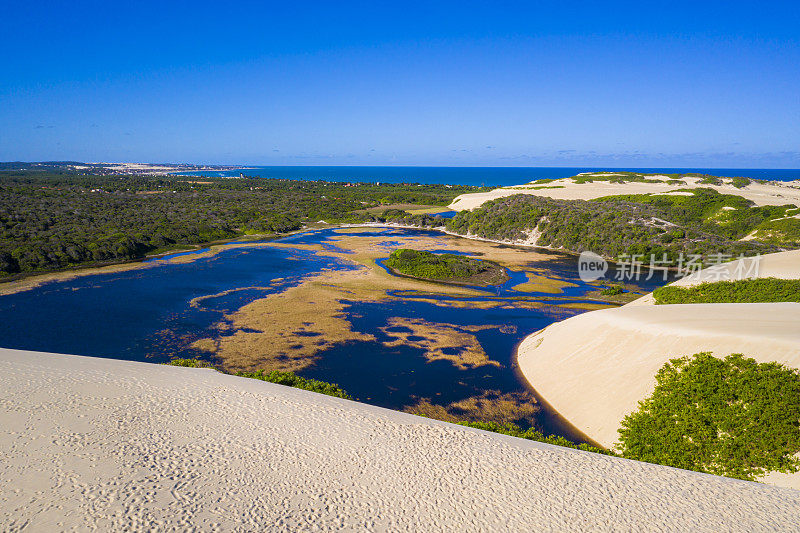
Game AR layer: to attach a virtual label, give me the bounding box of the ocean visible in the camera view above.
[172,166,800,187]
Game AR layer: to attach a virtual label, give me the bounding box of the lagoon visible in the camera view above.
[0,227,669,441]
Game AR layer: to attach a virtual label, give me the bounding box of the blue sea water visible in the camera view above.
[172,166,800,186]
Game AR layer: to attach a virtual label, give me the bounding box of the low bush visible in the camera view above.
[457,421,614,455]
[166,358,215,368]
[617,352,800,481]
[750,218,800,246]
[166,358,351,399]
[600,286,623,296]
[698,176,723,185]
[234,369,352,399]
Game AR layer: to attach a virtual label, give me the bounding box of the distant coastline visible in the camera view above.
[170,166,800,186]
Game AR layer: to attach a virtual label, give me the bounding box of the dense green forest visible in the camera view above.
[617,353,800,481]
[0,170,480,277]
[653,278,800,304]
[3,168,798,278]
[441,189,796,262]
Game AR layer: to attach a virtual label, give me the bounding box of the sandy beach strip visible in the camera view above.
[1,347,799,530]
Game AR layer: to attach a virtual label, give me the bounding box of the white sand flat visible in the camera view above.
[2,347,799,530]
[450,177,800,210]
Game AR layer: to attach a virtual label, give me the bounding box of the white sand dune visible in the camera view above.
[517,249,800,489]
[517,299,800,490]
[518,303,800,443]
[2,348,800,530]
[449,176,800,210]
[629,249,800,305]
[673,248,800,286]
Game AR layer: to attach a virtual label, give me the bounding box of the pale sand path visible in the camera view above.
[517,303,800,489]
[449,176,800,210]
[2,349,800,531]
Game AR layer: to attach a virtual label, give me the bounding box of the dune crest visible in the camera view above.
[2,347,799,529]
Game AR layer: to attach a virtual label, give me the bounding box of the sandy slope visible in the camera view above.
[517,249,800,488]
[449,176,800,210]
[2,349,799,531]
[517,302,800,489]
[629,249,800,305]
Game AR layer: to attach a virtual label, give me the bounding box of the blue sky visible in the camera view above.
[1,1,798,167]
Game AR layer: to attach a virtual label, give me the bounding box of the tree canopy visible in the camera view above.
[0,171,480,276]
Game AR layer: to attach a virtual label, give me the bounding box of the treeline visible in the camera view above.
[6,168,797,277]
[167,359,351,399]
[0,171,483,276]
[440,190,792,260]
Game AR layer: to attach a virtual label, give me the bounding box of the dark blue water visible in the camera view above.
[313,297,564,407]
[0,245,352,360]
[171,166,800,186]
[0,227,667,440]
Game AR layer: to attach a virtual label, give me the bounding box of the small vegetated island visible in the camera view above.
[385,248,508,286]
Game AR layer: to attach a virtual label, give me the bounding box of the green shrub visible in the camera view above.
[235,369,352,399]
[698,176,723,185]
[653,278,800,304]
[750,218,800,246]
[458,421,614,455]
[600,286,623,296]
[166,359,351,399]
[730,177,751,188]
[166,358,215,368]
[617,352,800,481]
